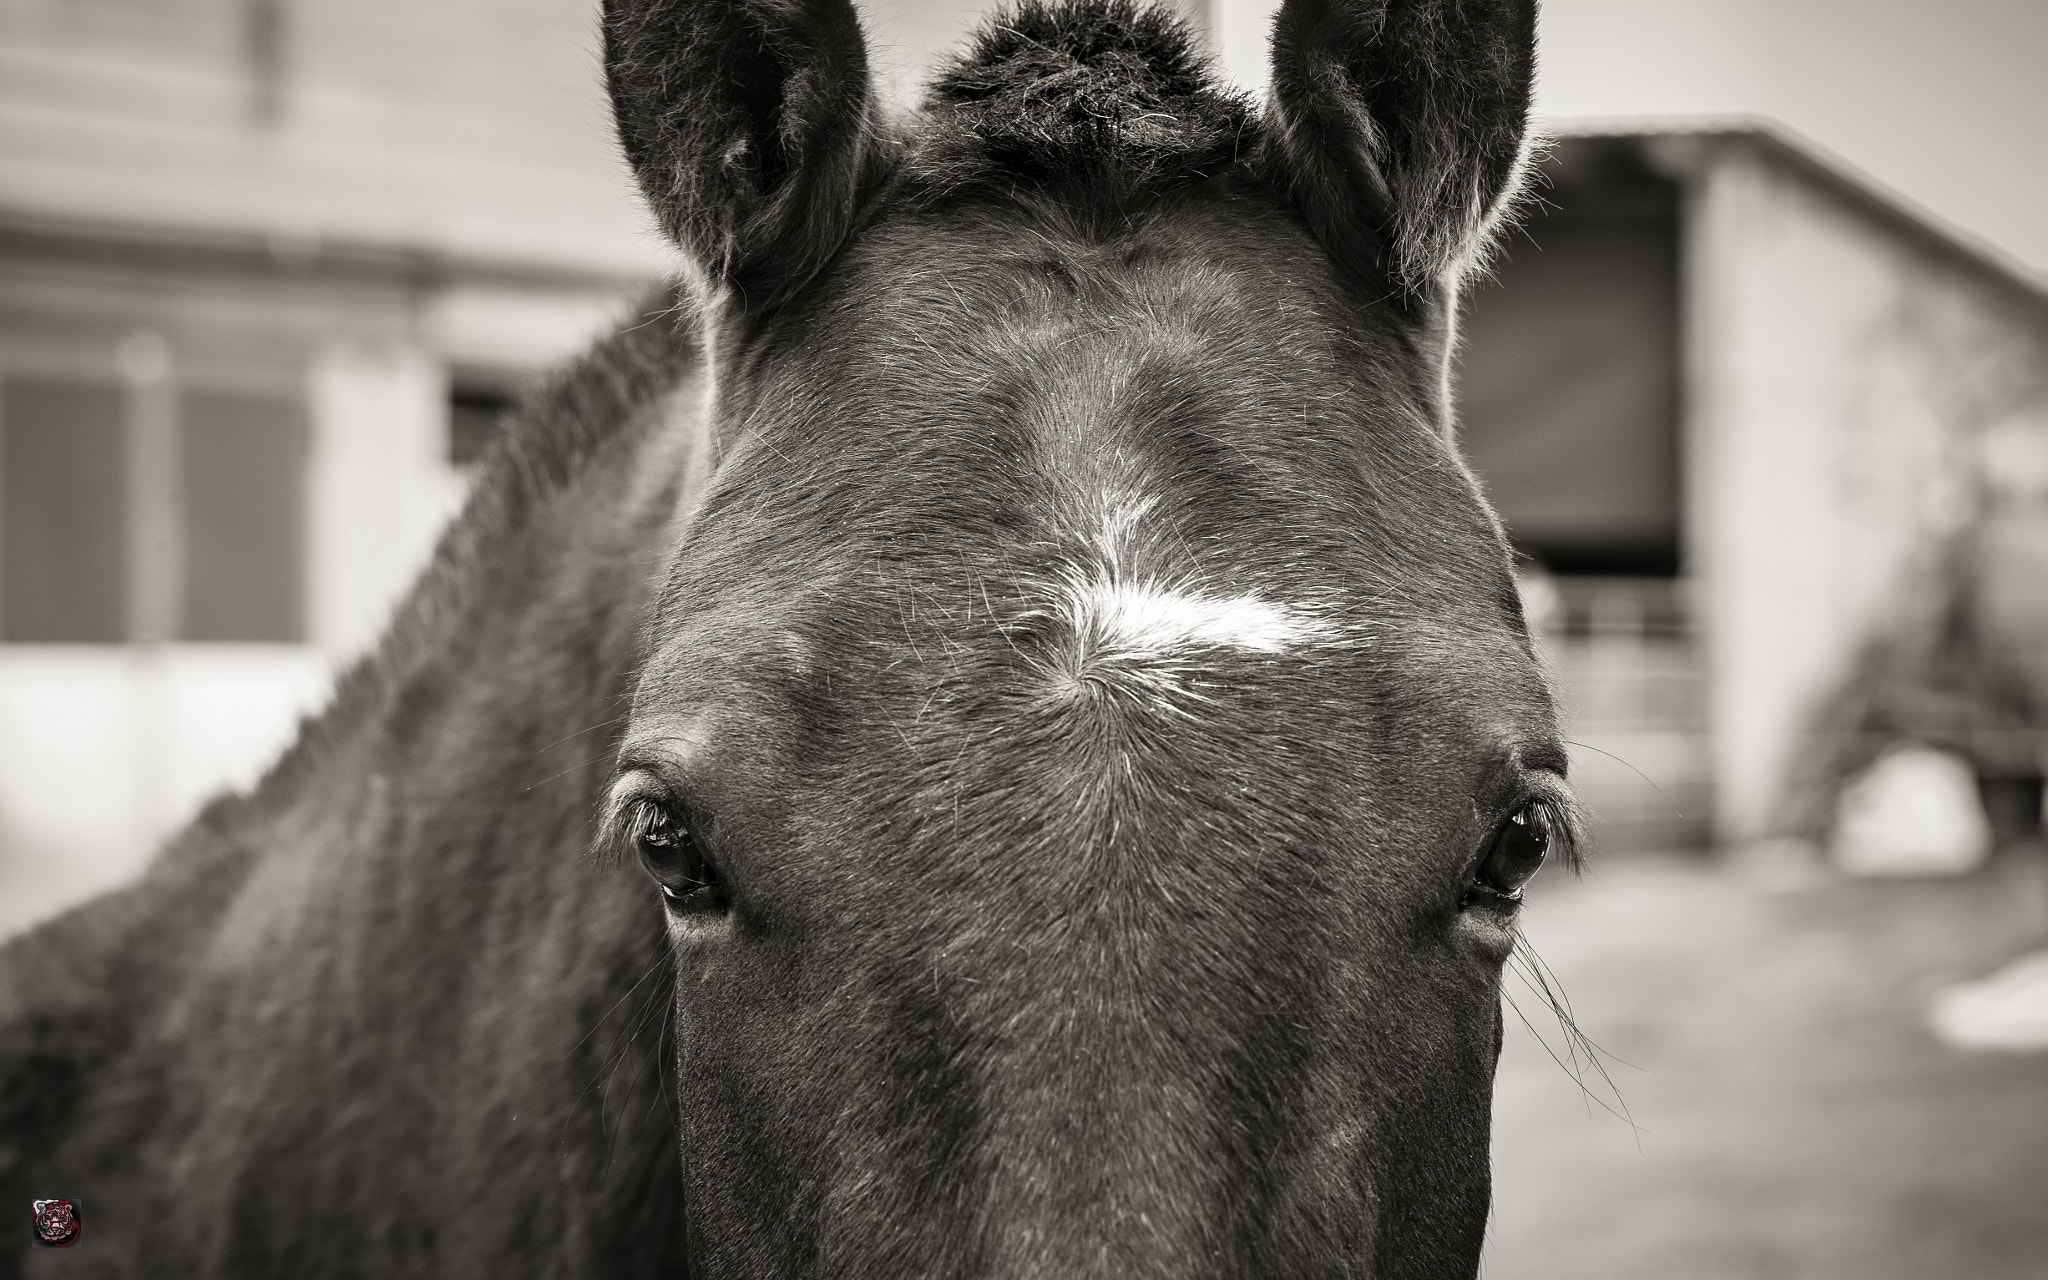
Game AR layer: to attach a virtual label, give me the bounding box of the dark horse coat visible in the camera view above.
[2,1,1576,1276]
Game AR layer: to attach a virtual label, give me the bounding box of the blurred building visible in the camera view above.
[0,0,660,931]
[1461,126,2048,854]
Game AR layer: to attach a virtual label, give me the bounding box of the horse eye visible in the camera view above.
[624,799,719,907]
[1469,805,1550,905]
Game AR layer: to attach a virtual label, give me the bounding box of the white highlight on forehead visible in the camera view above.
[1092,491,1154,568]
[1057,573,1340,657]
[1014,488,1349,706]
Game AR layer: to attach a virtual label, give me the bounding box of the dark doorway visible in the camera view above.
[448,368,527,469]
[1458,137,1683,578]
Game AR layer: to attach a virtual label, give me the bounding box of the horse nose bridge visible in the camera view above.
[972,1095,1230,1280]
[978,1227,1223,1280]
[915,759,1341,1102]
[820,920,1339,1279]
[920,932,1325,1275]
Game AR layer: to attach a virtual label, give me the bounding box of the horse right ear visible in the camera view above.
[604,0,881,312]
[1263,0,1537,296]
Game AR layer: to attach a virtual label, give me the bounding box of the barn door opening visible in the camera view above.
[1458,136,1709,852]
[1459,135,1682,581]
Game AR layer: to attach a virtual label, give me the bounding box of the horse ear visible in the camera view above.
[1264,0,1537,294]
[604,0,880,311]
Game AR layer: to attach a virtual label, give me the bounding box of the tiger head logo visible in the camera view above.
[32,1199,80,1248]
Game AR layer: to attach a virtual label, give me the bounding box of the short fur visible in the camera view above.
[3,3,1562,1278]
[605,0,884,308]
[1264,0,1538,292]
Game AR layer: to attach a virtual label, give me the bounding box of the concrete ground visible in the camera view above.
[1482,848,2048,1279]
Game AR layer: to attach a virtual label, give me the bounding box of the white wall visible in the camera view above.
[0,271,635,941]
[0,645,332,936]
[1686,140,2048,842]
[1208,0,1279,99]
[305,340,459,658]
[0,0,667,276]
[1538,0,2048,283]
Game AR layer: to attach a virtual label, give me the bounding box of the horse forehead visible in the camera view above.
[851,209,1331,362]
[662,203,1514,715]
[791,225,1364,533]
[822,205,1407,513]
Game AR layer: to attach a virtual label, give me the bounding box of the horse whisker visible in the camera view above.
[1564,739,1686,823]
[533,713,631,758]
[1504,934,1644,1145]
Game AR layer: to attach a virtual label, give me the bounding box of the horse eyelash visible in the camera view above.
[591,789,660,870]
[1535,796,1589,877]
[624,800,671,845]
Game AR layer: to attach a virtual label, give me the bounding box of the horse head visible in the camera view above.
[601,0,1573,1273]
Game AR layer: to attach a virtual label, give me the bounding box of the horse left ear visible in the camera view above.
[605,0,881,311]
[1263,0,1537,295]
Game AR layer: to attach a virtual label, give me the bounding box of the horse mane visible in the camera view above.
[255,283,697,810]
[0,286,699,1250]
[912,0,1255,194]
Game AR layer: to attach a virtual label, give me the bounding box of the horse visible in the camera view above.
[0,0,1575,1274]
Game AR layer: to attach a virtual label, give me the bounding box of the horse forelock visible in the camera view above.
[251,285,700,806]
[910,0,1255,197]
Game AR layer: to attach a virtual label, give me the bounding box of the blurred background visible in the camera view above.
[1,0,2044,1272]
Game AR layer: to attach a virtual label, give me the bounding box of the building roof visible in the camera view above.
[0,205,654,295]
[1546,116,2048,318]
